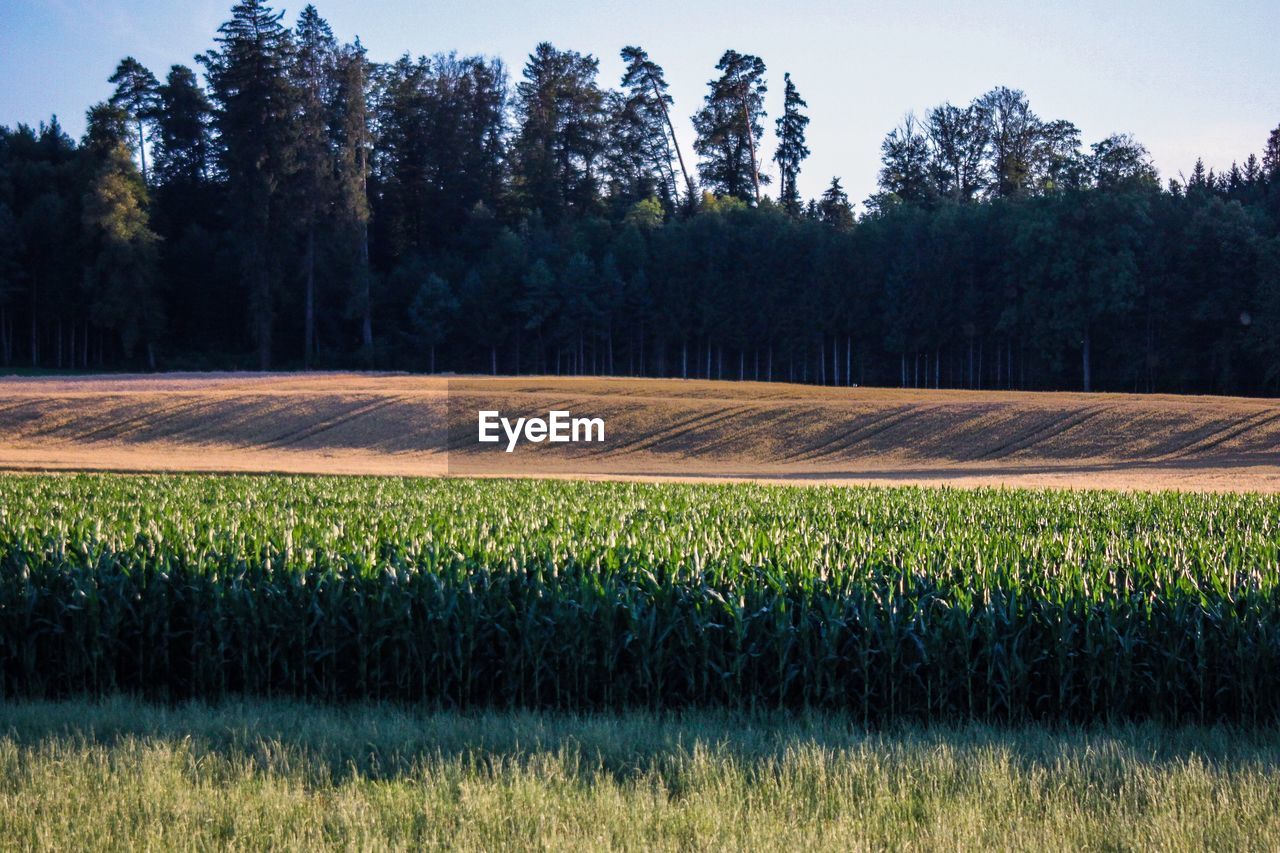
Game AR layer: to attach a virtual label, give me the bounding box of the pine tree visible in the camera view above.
[1242,153,1262,185]
[1188,157,1209,192]
[81,103,163,367]
[693,50,768,204]
[513,43,605,220]
[291,4,338,367]
[108,57,160,184]
[607,58,673,210]
[9,118,80,368]
[618,46,694,208]
[153,65,212,186]
[333,40,373,360]
[1263,124,1280,181]
[817,177,854,229]
[773,73,810,216]
[201,0,297,370]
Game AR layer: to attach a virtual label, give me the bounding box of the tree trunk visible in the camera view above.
[257,280,272,371]
[359,222,373,362]
[1082,326,1092,393]
[137,117,148,185]
[30,277,37,367]
[304,225,315,369]
[650,76,695,206]
[741,100,761,205]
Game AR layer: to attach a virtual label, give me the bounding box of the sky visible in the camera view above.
[1,0,1277,207]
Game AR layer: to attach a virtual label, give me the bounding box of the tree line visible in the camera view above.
[1,0,1278,394]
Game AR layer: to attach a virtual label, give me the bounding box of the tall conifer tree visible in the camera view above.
[773,72,810,215]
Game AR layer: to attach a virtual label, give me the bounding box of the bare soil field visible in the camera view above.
[2,372,1280,491]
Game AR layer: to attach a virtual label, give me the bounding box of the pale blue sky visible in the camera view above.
[1,0,1276,205]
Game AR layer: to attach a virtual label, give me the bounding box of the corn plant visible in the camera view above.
[0,474,1277,722]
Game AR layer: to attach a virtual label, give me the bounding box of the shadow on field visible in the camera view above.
[2,696,1278,789]
[6,375,1280,484]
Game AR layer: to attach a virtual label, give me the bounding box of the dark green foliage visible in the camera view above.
[81,106,163,364]
[878,113,932,205]
[817,178,855,229]
[693,50,768,203]
[617,46,692,211]
[1265,125,1280,180]
[0,3,1277,391]
[773,73,809,215]
[2,474,1280,724]
[925,102,990,202]
[152,65,213,188]
[513,43,605,221]
[406,268,457,371]
[291,4,338,367]
[107,57,160,184]
[200,0,298,369]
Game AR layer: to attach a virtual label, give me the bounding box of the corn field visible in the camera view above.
[1,474,1278,722]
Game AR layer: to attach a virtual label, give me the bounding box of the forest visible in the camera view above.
[1,0,1278,394]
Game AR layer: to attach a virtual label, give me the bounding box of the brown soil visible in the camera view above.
[2,372,1279,492]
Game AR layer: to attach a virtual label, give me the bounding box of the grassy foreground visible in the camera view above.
[0,698,1278,850]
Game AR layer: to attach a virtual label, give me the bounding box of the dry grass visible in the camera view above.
[2,372,1280,491]
[2,697,1279,851]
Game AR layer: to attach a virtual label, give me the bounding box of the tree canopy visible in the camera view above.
[0,0,1277,396]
